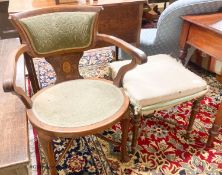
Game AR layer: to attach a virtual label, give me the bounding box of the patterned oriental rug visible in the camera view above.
[28,49,222,175]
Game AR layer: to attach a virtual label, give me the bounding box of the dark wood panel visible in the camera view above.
[98,3,142,43]
[95,2,143,47]
[0,1,18,39]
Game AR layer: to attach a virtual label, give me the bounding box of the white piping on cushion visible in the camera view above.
[132,86,208,116]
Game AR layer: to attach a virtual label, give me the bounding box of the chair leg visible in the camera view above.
[131,114,141,154]
[37,132,57,175]
[120,109,130,162]
[185,98,202,139]
[115,46,119,61]
[206,102,222,148]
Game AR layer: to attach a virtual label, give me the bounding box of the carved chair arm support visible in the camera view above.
[97,34,147,87]
[3,44,32,109]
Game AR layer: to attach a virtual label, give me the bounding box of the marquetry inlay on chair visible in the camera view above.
[46,53,84,83]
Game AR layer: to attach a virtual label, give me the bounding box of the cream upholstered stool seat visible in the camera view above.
[110,54,208,152]
[29,79,125,128]
[111,54,208,114]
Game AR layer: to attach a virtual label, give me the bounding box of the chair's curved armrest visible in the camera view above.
[3,44,32,109]
[97,34,147,64]
[97,34,147,87]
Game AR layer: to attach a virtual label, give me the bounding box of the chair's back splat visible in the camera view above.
[10,6,102,83]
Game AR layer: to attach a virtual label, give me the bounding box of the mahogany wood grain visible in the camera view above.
[179,12,222,147]
[179,21,191,64]
[187,25,222,60]
[96,2,144,47]
[182,13,222,32]
[0,39,29,174]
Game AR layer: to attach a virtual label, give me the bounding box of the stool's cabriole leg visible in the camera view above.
[185,97,202,139]
[120,108,131,162]
[131,113,141,154]
[206,102,222,148]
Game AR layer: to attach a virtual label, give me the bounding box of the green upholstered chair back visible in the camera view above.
[10,6,102,57]
[9,6,102,84]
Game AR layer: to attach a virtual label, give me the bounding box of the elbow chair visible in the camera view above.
[3,6,147,175]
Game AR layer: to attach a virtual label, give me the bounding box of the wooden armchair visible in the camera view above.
[3,6,146,175]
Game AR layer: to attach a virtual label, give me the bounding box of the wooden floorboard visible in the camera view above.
[0,38,29,172]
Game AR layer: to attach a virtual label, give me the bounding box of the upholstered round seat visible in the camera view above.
[30,79,125,128]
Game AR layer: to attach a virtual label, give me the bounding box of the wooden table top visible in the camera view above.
[182,13,222,35]
[9,0,145,13]
[0,39,29,169]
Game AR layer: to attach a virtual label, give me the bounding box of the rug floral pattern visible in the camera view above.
[31,49,222,175]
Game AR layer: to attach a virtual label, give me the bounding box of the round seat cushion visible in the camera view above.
[31,79,125,128]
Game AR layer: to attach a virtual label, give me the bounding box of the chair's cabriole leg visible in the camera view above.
[131,113,141,154]
[120,108,130,162]
[37,132,57,175]
[185,97,202,139]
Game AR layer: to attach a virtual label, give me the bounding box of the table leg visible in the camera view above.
[120,109,130,162]
[179,21,191,65]
[206,102,222,147]
[179,44,190,65]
